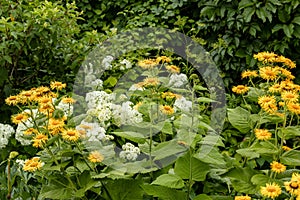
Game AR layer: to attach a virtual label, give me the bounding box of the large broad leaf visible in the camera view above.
[194,194,212,200]
[151,174,184,189]
[152,140,188,162]
[111,131,146,143]
[281,150,300,166]
[224,167,258,194]
[174,151,210,181]
[251,174,272,188]
[194,146,226,166]
[278,126,300,140]
[227,107,253,133]
[101,179,144,200]
[250,141,279,157]
[236,148,260,159]
[141,184,186,200]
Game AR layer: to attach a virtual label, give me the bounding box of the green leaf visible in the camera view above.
[251,174,271,188]
[174,151,210,181]
[281,150,300,166]
[224,167,258,194]
[161,121,173,135]
[151,174,184,189]
[104,76,118,87]
[152,140,188,162]
[292,16,300,25]
[194,146,226,166]
[111,131,146,143]
[236,148,260,159]
[227,107,253,133]
[278,126,300,140]
[197,97,216,103]
[3,55,12,64]
[283,24,294,38]
[102,179,144,200]
[278,9,290,23]
[39,177,74,199]
[141,184,186,200]
[238,0,255,9]
[242,7,256,22]
[194,194,212,200]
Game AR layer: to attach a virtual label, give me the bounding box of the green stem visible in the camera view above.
[6,159,11,200]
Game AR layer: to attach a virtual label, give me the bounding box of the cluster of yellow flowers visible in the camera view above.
[6,81,105,172]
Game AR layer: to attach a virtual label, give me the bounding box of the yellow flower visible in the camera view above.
[34,86,57,99]
[232,85,249,94]
[260,182,281,199]
[24,128,38,135]
[282,145,292,151]
[287,102,300,115]
[142,77,160,87]
[254,52,278,63]
[241,70,258,79]
[255,129,272,141]
[88,151,104,163]
[138,59,158,69]
[62,128,80,142]
[275,55,296,69]
[284,181,300,196]
[234,195,251,200]
[258,95,278,114]
[61,97,76,104]
[23,157,43,172]
[160,105,174,115]
[269,84,282,93]
[280,80,299,92]
[133,102,143,110]
[275,66,295,79]
[32,134,48,148]
[259,66,278,81]
[38,97,52,104]
[11,113,29,124]
[48,118,65,135]
[50,81,66,91]
[270,161,286,173]
[166,65,180,73]
[281,91,298,103]
[38,102,55,115]
[156,56,171,63]
[5,95,20,106]
[161,92,181,99]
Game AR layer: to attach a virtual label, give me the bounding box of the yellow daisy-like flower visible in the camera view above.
[241,70,258,79]
[287,102,300,115]
[259,66,278,81]
[38,97,52,104]
[11,113,29,124]
[232,85,249,94]
[32,134,48,148]
[255,129,272,141]
[18,90,36,104]
[166,65,180,73]
[292,173,300,182]
[270,161,286,173]
[234,196,251,200]
[161,92,181,100]
[156,56,171,63]
[133,102,143,110]
[24,128,38,135]
[23,157,43,172]
[284,181,300,196]
[39,103,55,115]
[282,145,292,151]
[61,128,80,142]
[138,59,158,69]
[280,80,299,92]
[254,52,278,63]
[50,81,66,91]
[61,97,76,104]
[275,55,296,69]
[5,95,20,106]
[260,182,282,199]
[281,91,299,103]
[142,77,160,87]
[88,151,104,163]
[275,66,295,80]
[160,105,174,115]
[258,95,276,107]
[269,84,282,93]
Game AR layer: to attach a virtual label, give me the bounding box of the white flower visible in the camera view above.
[57,101,73,116]
[174,96,192,112]
[168,73,188,87]
[76,121,106,142]
[15,121,32,146]
[102,55,114,70]
[0,123,15,149]
[112,101,143,126]
[119,142,140,161]
[16,159,25,167]
[90,79,103,90]
[120,59,132,70]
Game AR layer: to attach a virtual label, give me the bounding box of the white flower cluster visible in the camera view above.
[102,55,114,70]
[112,101,143,126]
[76,121,106,142]
[57,100,73,116]
[119,142,140,161]
[85,91,115,125]
[0,123,15,149]
[83,63,103,90]
[168,73,188,88]
[174,96,192,112]
[120,59,132,70]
